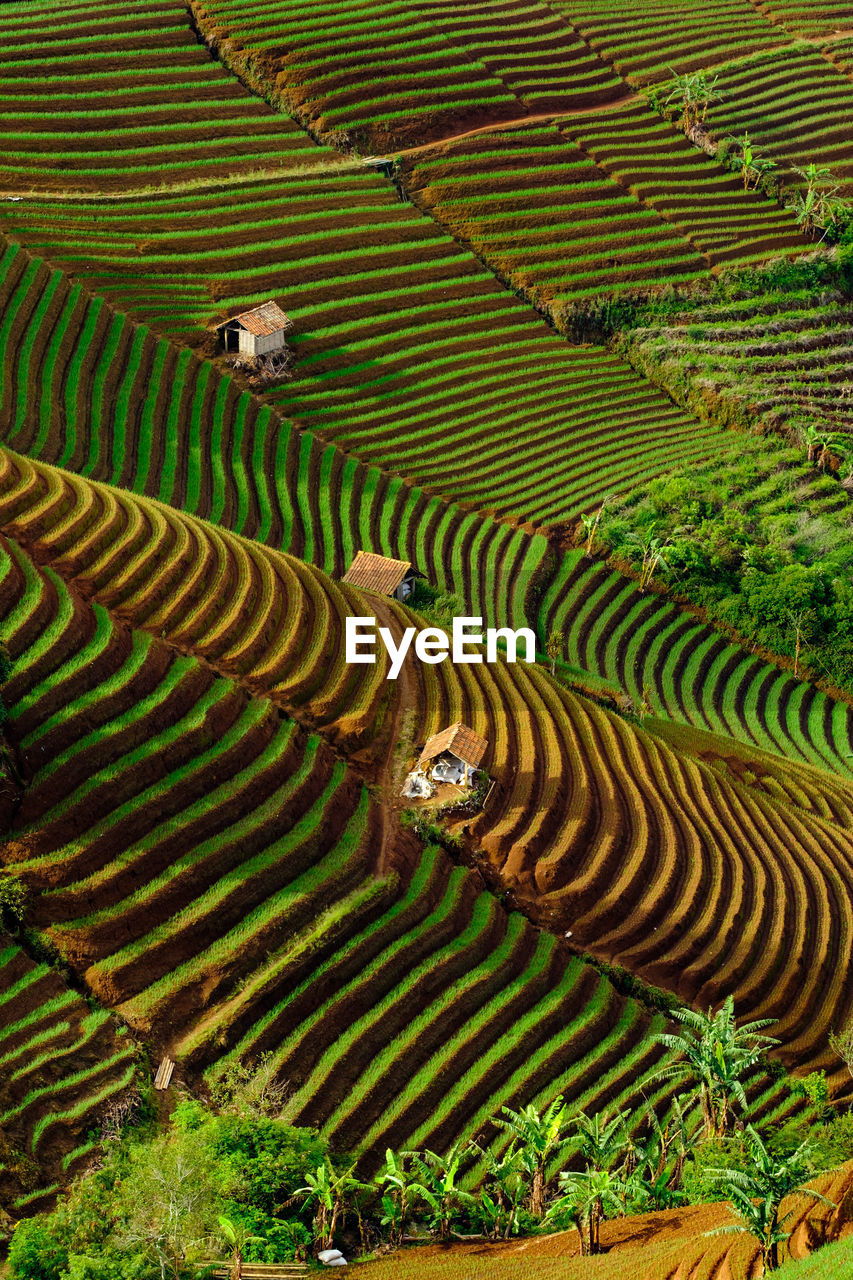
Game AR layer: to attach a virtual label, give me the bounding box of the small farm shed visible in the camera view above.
[216,300,291,356]
[342,551,418,602]
[363,155,395,179]
[418,722,488,786]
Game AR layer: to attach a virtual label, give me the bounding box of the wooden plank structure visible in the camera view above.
[211,1266,308,1279]
[153,1055,175,1090]
[482,778,500,812]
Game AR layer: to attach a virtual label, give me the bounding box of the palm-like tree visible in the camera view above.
[706,1126,834,1271]
[653,995,779,1140]
[800,422,822,463]
[571,1108,628,1173]
[664,68,723,132]
[495,1095,571,1218]
[624,524,673,592]
[580,497,609,555]
[468,1139,528,1239]
[790,162,852,239]
[293,1158,366,1254]
[629,1096,693,1208]
[728,130,777,191]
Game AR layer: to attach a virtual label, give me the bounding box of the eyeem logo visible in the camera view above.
[346,616,537,680]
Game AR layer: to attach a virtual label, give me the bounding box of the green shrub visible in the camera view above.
[0,876,29,933]
[9,1217,68,1280]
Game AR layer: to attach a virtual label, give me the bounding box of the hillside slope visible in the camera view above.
[2,448,853,1087]
[6,238,853,788]
[351,1161,853,1277]
[0,530,694,1175]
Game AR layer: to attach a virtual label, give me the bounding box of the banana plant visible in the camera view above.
[494,1095,572,1218]
[728,130,777,190]
[406,1144,476,1241]
[571,1108,629,1174]
[706,1127,834,1271]
[663,67,723,131]
[789,162,852,238]
[651,995,779,1140]
[468,1139,528,1238]
[549,1168,626,1255]
[376,1148,413,1246]
[293,1158,367,1254]
[217,1215,264,1280]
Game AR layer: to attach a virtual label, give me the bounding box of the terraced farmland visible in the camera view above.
[6,239,853,778]
[0,0,315,195]
[708,47,853,191]
[0,938,136,1209]
[547,0,790,84]
[0,239,549,629]
[619,292,853,437]
[763,2,853,37]
[0,519,820,1175]
[5,449,853,1087]
[0,529,690,1171]
[194,0,628,150]
[6,0,853,1238]
[559,103,804,267]
[539,549,853,777]
[404,122,704,295]
[0,228,724,532]
[356,1161,853,1278]
[402,118,805,302]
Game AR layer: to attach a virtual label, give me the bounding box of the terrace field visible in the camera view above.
[0,215,721,532]
[5,236,853,779]
[193,0,630,150]
[349,1162,853,1277]
[5,1,853,1268]
[0,479,829,1220]
[4,448,853,1100]
[0,0,315,194]
[402,115,805,298]
[617,283,853,440]
[0,527,730,1180]
[0,938,136,1210]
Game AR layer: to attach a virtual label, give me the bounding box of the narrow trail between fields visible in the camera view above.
[394,95,640,156]
[372,598,417,878]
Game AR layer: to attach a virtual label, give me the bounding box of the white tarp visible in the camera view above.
[432,755,466,785]
[402,769,434,799]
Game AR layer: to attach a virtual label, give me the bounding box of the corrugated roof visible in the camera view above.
[342,551,412,596]
[220,300,291,336]
[419,722,488,769]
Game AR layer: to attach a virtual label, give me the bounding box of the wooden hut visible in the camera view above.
[342,551,418,602]
[418,722,488,786]
[216,300,291,357]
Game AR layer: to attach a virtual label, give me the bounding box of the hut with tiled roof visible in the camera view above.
[216,300,291,357]
[418,722,488,786]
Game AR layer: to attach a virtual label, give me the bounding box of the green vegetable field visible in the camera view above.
[2,1,853,1275]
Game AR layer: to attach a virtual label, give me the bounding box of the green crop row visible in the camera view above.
[548,0,787,84]
[195,0,622,145]
[0,941,135,1188]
